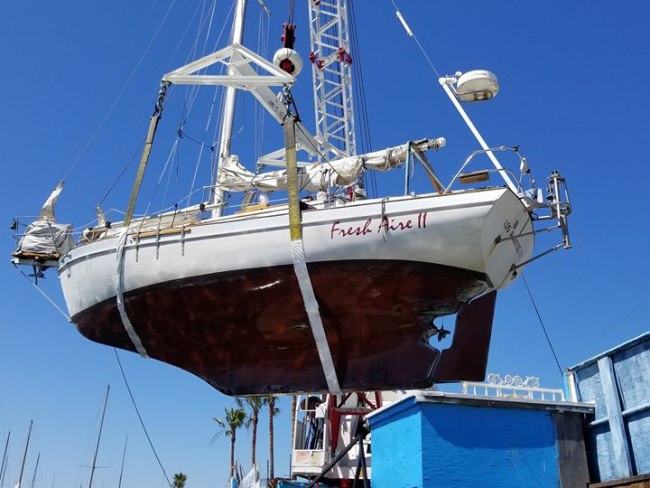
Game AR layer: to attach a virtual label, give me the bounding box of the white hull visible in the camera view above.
[59,186,532,320]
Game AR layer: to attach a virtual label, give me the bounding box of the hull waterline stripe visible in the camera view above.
[115,230,149,357]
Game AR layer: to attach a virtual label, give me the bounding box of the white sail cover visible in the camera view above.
[218,139,444,193]
[14,181,75,258]
[15,220,75,257]
[217,154,363,193]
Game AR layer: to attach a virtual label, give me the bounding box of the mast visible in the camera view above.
[17,420,33,488]
[87,385,110,488]
[212,0,248,217]
[29,452,40,488]
[117,436,127,488]
[0,431,9,487]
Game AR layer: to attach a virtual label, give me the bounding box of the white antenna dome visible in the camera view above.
[455,70,499,102]
[273,48,303,76]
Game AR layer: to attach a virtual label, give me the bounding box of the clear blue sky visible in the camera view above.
[2,1,649,487]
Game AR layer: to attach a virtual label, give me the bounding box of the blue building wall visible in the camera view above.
[367,397,423,488]
[419,403,558,487]
[368,394,589,488]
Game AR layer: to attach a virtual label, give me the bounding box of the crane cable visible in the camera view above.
[287,0,296,24]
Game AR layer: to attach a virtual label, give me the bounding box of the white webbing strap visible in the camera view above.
[115,229,149,357]
[283,109,340,393]
[291,239,341,394]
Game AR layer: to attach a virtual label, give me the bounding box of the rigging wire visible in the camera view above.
[180,87,221,211]
[163,0,212,72]
[178,0,221,127]
[387,0,441,79]
[137,139,182,222]
[521,273,564,377]
[160,140,181,211]
[348,2,371,152]
[60,0,180,184]
[175,0,236,209]
[347,0,377,197]
[95,0,207,208]
[143,0,229,214]
[13,266,71,322]
[98,142,144,207]
[113,349,172,488]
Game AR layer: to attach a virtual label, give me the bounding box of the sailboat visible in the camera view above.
[11,0,571,395]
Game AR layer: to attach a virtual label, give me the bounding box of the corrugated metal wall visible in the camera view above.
[567,332,650,483]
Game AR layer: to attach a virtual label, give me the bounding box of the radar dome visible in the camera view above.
[456,70,499,102]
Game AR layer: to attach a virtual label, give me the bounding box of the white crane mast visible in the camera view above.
[308,0,356,160]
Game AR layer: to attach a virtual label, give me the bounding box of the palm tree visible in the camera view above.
[290,395,297,480]
[239,397,266,468]
[214,404,247,478]
[172,472,187,488]
[266,396,280,479]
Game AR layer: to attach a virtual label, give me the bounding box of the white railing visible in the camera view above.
[462,373,565,402]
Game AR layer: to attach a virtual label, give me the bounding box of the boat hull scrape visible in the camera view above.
[73,260,495,395]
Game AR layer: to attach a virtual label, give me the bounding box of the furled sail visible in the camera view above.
[218,138,445,193]
[39,180,64,221]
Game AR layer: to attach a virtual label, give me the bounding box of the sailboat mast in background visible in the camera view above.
[0,431,10,487]
[16,420,33,488]
[87,385,110,488]
[117,435,128,488]
[29,452,40,488]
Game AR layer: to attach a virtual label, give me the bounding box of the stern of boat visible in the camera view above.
[481,190,534,290]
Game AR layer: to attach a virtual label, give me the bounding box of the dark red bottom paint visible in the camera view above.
[74,260,496,395]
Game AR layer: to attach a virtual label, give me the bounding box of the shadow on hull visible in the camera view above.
[74,260,497,395]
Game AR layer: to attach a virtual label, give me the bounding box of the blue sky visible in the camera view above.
[2,0,650,487]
